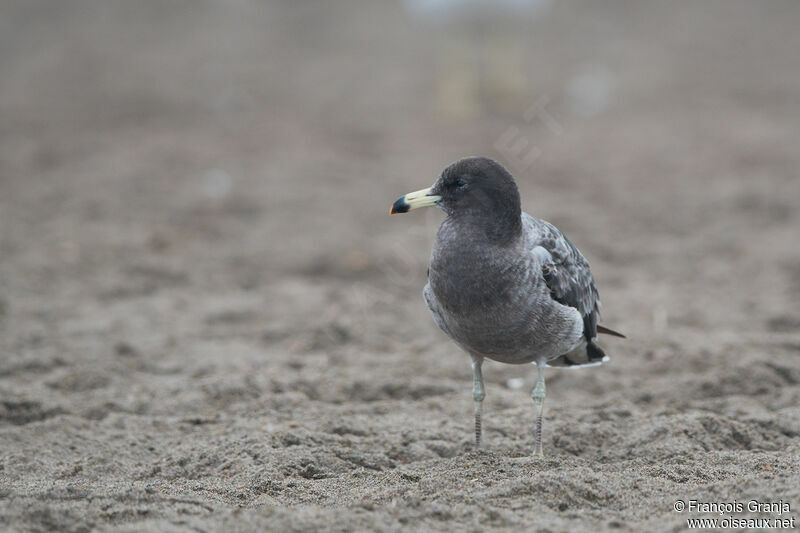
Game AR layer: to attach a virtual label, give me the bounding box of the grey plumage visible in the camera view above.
[422,159,604,368]
[391,156,623,452]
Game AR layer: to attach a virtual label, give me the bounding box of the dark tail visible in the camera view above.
[597,325,626,339]
[586,341,606,362]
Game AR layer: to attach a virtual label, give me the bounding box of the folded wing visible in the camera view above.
[523,213,604,363]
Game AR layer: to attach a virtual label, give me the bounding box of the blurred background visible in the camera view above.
[1,1,799,530]
[3,0,798,348]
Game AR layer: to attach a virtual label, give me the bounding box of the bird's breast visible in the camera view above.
[427,237,581,362]
[431,236,524,301]
[429,245,539,337]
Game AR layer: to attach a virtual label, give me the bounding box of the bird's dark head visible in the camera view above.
[391,157,522,240]
[432,157,521,218]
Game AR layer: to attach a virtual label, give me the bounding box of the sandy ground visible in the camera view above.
[1,1,800,531]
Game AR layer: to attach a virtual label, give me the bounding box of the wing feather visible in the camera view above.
[523,213,600,342]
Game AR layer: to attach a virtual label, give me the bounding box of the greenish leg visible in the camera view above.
[472,357,485,449]
[531,361,546,455]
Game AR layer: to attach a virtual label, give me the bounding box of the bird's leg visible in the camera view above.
[531,361,546,455]
[471,356,486,449]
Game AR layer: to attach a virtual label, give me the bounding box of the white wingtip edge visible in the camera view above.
[536,355,610,370]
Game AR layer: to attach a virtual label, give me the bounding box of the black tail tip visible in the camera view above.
[587,341,606,362]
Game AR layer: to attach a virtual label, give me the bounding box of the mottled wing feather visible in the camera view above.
[523,213,600,342]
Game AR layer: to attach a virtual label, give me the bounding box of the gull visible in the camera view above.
[390,157,624,454]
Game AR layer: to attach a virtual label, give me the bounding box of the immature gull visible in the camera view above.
[390,157,624,454]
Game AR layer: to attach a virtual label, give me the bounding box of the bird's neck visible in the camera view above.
[449,209,522,246]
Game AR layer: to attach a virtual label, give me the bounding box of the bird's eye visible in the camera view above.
[455,178,469,190]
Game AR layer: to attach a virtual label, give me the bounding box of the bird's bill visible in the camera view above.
[390,187,442,214]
